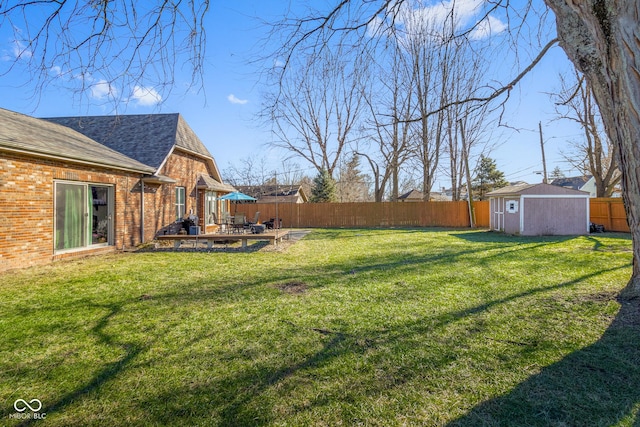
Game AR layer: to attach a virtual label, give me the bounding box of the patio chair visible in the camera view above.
[245,211,260,227]
[232,213,246,233]
[221,212,232,233]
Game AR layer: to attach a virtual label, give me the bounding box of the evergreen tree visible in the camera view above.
[472,155,508,200]
[337,154,371,202]
[550,166,565,181]
[310,169,337,203]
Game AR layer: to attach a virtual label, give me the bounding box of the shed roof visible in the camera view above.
[487,182,589,197]
[0,108,155,173]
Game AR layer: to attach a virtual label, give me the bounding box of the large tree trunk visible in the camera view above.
[545,0,640,299]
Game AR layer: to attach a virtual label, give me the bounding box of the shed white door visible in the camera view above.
[491,197,504,231]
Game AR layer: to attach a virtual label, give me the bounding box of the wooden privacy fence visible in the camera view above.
[235,198,628,232]
[589,198,629,232]
[237,200,490,229]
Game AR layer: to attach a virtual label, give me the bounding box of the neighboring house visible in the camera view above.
[397,189,450,201]
[398,189,424,202]
[550,175,596,197]
[487,183,590,236]
[45,113,235,238]
[235,185,308,204]
[0,109,233,272]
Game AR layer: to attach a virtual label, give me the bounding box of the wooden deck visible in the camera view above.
[156,229,290,249]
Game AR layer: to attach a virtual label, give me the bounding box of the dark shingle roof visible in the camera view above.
[0,108,154,173]
[398,189,424,200]
[550,176,592,190]
[43,113,214,169]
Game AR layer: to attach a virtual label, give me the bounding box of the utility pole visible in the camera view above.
[539,121,548,184]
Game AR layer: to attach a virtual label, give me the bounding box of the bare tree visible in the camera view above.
[0,1,208,107]
[357,42,415,202]
[441,42,493,201]
[554,71,620,197]
[263,47,365,178]
[222,154,270,187]
[268,0,640,297]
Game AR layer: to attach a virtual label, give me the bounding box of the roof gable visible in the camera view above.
[43,113,217,175]
[236,185,301,197]
[398,189,424,200]
[550,176,592,190]
[0,108,154,173]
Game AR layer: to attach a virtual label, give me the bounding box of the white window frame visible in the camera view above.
[175,187,186,220]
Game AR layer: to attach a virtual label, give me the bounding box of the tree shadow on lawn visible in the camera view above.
[5,231,636,425]
[127,265,635,426]
[5,302,146,426]
[446,293,640,427]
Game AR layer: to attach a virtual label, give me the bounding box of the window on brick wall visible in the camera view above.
[55,181,114,252]
[176,187,186,220]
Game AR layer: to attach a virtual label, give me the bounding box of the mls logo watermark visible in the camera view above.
[9,399,46,420]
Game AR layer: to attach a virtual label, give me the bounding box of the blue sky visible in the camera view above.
[0,1,583,190]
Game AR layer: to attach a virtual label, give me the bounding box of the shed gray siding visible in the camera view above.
[488,183,589,236]
[522,197,589,235]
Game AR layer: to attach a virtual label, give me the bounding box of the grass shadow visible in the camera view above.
[5,302,146,426]
[447,293,640,426]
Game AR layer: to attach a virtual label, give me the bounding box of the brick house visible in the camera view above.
[45,113,235,239]
[0,109,233,272]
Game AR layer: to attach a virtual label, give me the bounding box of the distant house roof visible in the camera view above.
[44,113,222,180]
[550,176,593,191]
[236,185,308,203]
[398,189,424,201]
[0,108,154,173]
[487,182,589,197]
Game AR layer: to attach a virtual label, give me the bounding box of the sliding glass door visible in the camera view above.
[55,182,113,251]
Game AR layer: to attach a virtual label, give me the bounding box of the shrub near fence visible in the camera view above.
[238,201,490,229]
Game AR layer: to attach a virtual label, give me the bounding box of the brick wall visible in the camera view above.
[144,150,215,240]
[0,152,144,272]
[1,149,222,272]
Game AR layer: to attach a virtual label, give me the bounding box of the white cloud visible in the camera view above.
[227,94,248,105]
[375,0,505,43]
[10,39,32,60]
[91,79,117,100]
[469,15,507,40]
[131,85,162,106]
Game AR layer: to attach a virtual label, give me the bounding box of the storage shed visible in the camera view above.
[487,183,590,236]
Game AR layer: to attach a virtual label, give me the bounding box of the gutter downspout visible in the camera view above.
[140,177,145,244]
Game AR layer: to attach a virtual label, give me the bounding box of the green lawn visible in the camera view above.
[1,229,639,426]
